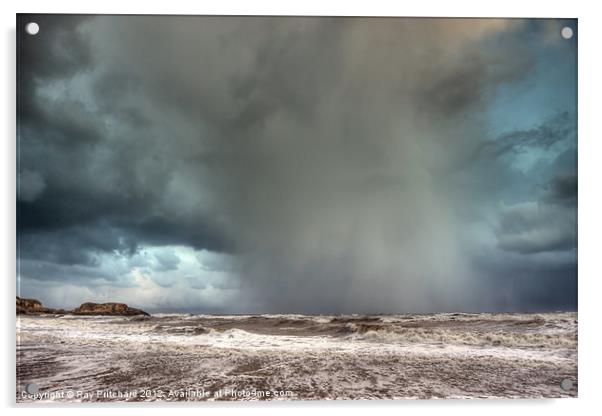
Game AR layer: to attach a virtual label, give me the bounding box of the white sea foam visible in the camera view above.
[16,312,577,401]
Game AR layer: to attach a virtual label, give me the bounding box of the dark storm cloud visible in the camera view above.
[19,227,118,266]
[496,201,576,254]
[18,15,233,259]
[19,259,120,285]
[17,16,577,312]
[17,15,93,91]
[17,15,98,150]
[420,48,533,116]
[543,173,578,204]
[473,111,576,161]
[489,114,577,255]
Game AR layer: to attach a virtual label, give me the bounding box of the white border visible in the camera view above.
[2,1,601,415]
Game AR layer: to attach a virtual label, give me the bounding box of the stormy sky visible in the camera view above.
[17,15,577,313]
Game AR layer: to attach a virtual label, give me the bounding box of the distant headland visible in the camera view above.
[16,296,150,316]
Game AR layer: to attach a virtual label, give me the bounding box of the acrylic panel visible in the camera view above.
[16,15,577,402]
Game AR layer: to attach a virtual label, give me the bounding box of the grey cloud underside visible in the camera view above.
[486,113,577,255]
[473,111,576,161]
[496,202,576,254]
[17,16,577,313]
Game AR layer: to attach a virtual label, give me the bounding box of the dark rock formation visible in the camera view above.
[16,296,44,313]
[16,297,149,316]
[16,296,66,314]
[72,302,150,316]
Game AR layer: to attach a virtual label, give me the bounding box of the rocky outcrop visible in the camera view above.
[16,296,66,314]
[16,296,44,313]
[16,297,149,316]
[72,302,150,316]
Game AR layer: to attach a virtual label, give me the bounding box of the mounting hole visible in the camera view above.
[560,378,574,391]
[25,22,39,36]
[25,382,39,394]
[561,26,573,40]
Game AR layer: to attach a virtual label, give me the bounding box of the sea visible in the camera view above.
[16,311,577,401]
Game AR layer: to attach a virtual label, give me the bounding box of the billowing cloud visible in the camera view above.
[17,15,577,312]
[496,201,576,254]
[18,170,46,202]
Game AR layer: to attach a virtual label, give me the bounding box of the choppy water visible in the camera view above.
[16,312,577,401]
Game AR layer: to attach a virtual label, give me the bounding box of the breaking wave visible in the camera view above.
[340,322,577,348]
[17,311,578,402]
